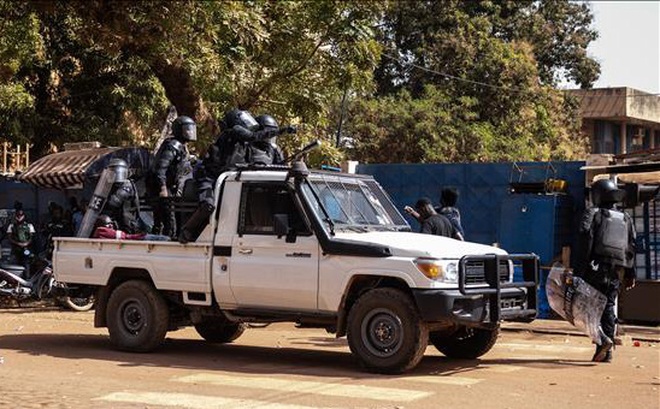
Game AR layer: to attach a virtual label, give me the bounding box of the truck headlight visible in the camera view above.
[444,262,458,283]
[414,258,458,283]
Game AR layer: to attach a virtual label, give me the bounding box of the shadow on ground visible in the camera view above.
[0,331,592,380]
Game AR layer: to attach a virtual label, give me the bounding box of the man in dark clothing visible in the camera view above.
[102,159,141,234]
[437,188,465,241]
[575,178,636,363]
[148,115,196,237]
[405,198,459,239]
[6,202,35,269]
[43,202,73,258]
[405,197,456,237]
[254,114,297,165]
[179,109,287,243]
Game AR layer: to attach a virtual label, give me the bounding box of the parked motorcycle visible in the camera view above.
[0,249,95,311]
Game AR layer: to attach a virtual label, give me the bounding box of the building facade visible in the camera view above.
[571,87,660,154]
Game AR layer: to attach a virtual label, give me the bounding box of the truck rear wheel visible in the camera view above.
[347,288,428,374]
[430,326,499,359]
[106,280,169,352]
[194,319,246,343]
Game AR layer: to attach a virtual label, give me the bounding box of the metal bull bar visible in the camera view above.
[458,253,539,324]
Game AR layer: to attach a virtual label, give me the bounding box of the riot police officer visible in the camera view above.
[148,115,196,237]
[576,178,636,363]
[102,158,141,234]
[179,109,286,243]
[255,114,297,165]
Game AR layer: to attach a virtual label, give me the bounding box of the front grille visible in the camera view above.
[464,260,510,285]
[500,296,525,309]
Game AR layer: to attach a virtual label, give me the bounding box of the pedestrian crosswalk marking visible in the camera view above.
[498,343,592,353]
[174,373,432,402]
[476,365,523,373]
[397,375,482,386]
[96,391,333,409]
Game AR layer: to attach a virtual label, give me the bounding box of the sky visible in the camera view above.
[588,1,660,93]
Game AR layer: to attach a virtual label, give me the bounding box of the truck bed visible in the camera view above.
[53,237,213,294]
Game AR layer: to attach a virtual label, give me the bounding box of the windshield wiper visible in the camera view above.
[338,225,370,233]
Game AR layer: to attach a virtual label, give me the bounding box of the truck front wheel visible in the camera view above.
[430,326,499,359]
[347,288,428,374]
[194,318,246,343]
[106,280,169,352]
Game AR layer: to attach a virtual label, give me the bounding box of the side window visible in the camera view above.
[239,183,311,236]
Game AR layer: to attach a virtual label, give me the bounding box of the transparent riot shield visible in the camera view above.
[76,165,119,238]
[546,263,607,344]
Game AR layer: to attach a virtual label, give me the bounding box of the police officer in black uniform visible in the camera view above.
[103,158,141,234]
[255,114,297,165]
[178,109,297,243]
[576,178,636,363]
[149,115,196,237]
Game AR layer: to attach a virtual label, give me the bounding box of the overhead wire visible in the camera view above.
[382,52,660,98]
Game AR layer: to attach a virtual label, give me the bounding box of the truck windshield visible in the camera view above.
[300,173,410,234]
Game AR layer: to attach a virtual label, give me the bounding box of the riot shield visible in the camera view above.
[76,164,121,238]
[546,264,607,344]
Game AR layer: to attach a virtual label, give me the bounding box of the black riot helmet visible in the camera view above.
[255,114,279,131]
[591,179,625,207]
[108,158,129,184]
[172,115,197,142]
[221,109,259,132]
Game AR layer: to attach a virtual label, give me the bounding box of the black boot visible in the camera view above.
[592,334,613,362]
[178,203,214,244]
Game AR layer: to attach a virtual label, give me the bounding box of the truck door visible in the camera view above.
[230,182,319,311]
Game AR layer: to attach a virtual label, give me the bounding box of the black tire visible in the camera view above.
[347,288,428,374]
[106,280,169,352]
[194,318,246,343]
[430,326,499,359]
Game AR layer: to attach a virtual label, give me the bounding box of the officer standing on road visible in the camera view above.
[148,115,196,237]
[576,178,636,363]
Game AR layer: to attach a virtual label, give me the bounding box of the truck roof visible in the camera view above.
[223,164,375,182]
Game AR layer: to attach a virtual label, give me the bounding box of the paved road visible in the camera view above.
[0,307,658,409]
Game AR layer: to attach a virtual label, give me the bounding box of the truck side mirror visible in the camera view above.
[274,213,297,243]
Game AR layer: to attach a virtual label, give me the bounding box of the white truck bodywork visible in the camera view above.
[53,165,538,374]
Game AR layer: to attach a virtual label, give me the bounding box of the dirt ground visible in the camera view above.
[0,305,658,409]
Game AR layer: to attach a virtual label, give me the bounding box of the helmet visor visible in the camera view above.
[181,123,197,141]
[238,111,259,131]
[113,165,128,183]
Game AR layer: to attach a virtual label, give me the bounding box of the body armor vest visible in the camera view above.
[593,209,628,266]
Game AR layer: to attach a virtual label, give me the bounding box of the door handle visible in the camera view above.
[238,248,253,255]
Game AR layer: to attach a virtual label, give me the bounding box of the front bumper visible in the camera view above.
[412,253,539,328]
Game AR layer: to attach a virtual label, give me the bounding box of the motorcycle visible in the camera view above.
[0,248,95,311]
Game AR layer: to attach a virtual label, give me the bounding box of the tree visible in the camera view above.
[0,1,383,163]
[345,0,594,163]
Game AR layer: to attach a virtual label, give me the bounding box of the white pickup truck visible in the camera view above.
[53,162,538,374]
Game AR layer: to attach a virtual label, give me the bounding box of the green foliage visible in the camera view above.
[0,0,595,166]
[351,0,593,163]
